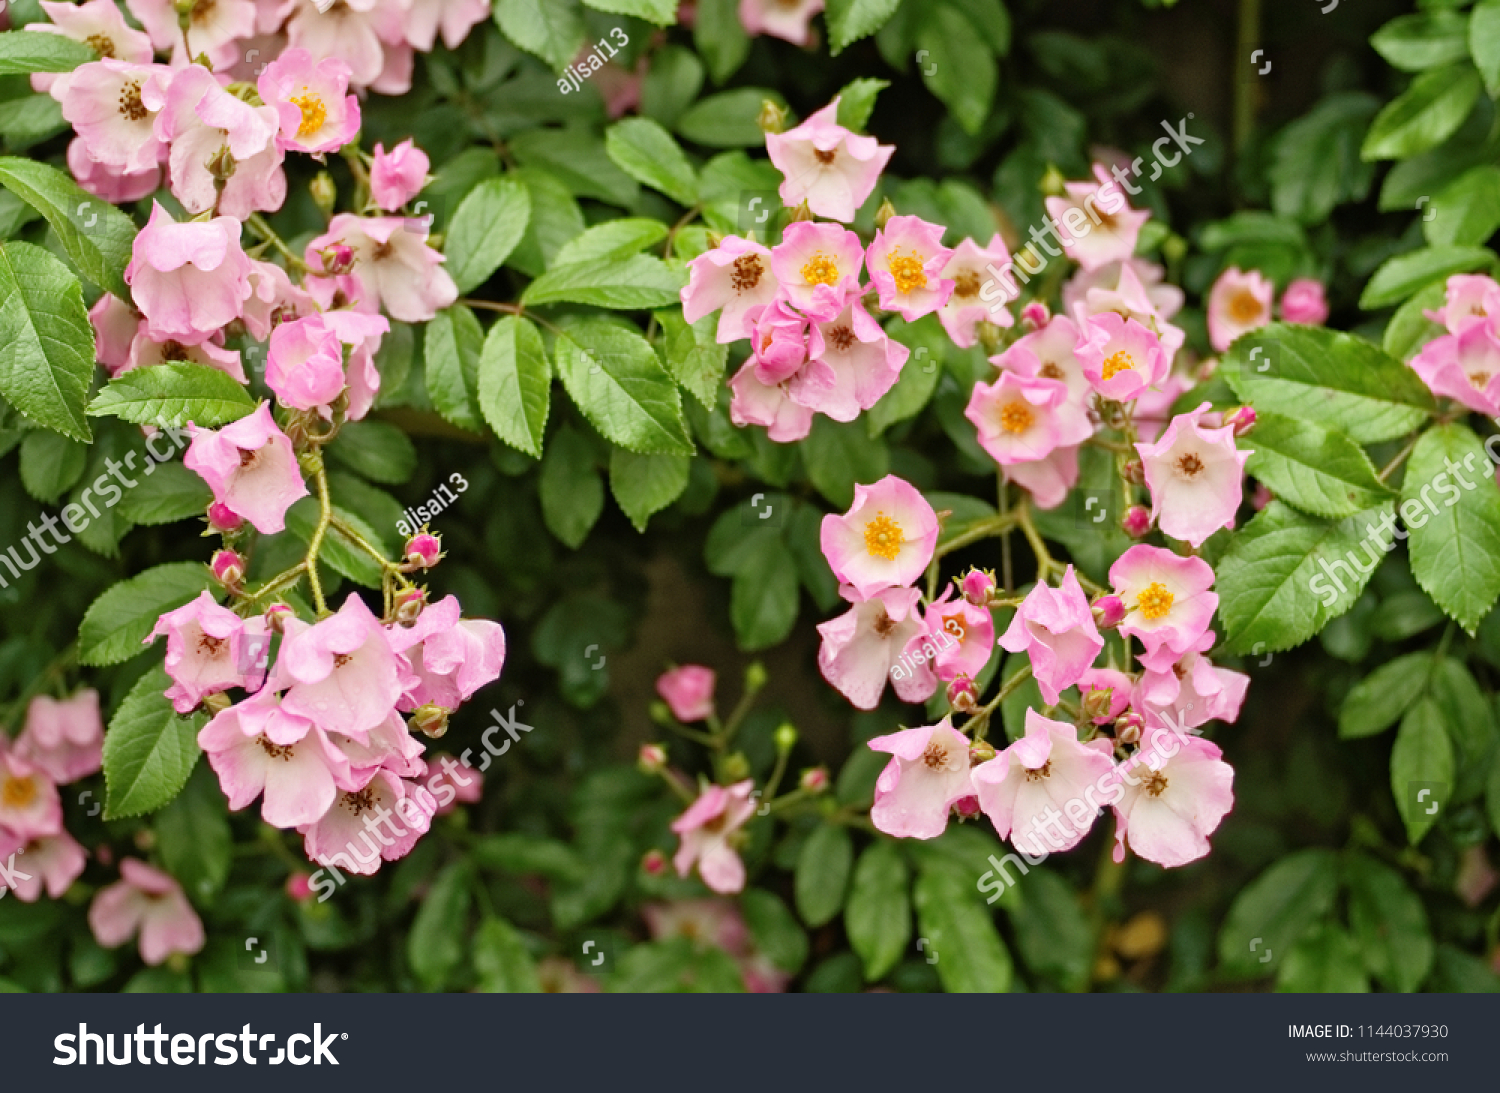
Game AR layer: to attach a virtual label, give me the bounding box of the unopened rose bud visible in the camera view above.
[405,531,442,568]
[1092,594,1126,629]
[976,320,1004,353]
[1161,232,1187,265]
[320,243,355,277]
[947,675,978,713]
[953,794,981,820]
[1020,301,1050,329]
[201,692,232,715]
[1039,163,1067,197]
[786,200,814,223]
[960,568,996,607]
[720,752,751,782]
[211,549,244,589]
[206,145,236,182]
[1121,505,1152,539]
[264,602,294,633]
[285,872,313,901]
[799,766,829,793]
[409,704,450,738]
[641,849,668,875]
[969,738,996,764]
[873,197,897,231]
[744,661,768,692]
[1082,685,1116,723]
[310,171,336,216]
[207,501,243,533]
[394,587,426,625]
[1115,711,1143,745]
[774,722,797,752]
[638,743,667,773]
[1223,405,1256,437]
[1122,459,1145,486]
[756,99,787,134]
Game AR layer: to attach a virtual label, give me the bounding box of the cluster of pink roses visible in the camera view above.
[1205,266,1328,353]
[1410,274,1500,417]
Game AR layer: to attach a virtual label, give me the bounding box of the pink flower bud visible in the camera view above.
[1115,710,1144,745]
[638,743,667,773]
[322,243,355,276]
[1122,459,1145,486]
[1082,684,1117,723]
[799,766,829,793]
[211,549,244,589]
[946,675,979,713]
[409,704,449,738]
[1252,482,1273,511]
[405,532,442,569]
[969,738,996,764]
[953,794,981,820]
[1121,505,1152,539]
[264,602,294,633]
[655,665,715,723]
[394,587,426,625]
[285,872,313,901]
[1280,278,1328,325]
[206,501,243,532]
[1020,301,1051,329]
[1223,405,1256,437]
[1092,594,1126,629]
[960,567,996,606]
[96,844,114,866]
[641,849,668,876]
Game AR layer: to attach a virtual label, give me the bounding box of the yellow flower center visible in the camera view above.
[800,252,840,287]
[291,91,326,139]
[1136,582,1174,620]
[1228,289,1263,324]
[1,775,36,809]
[1101,351,1134,380]
[999,401,1033,434]
[887,249,928,295]
[863,512,904,560]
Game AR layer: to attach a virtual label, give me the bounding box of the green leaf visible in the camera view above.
[1391,697,1455,845]
[1425,166,1500,247]
[423,305,486,433]
[0,31,94,74]
[1242,410,1395,519]
[1488,749,1500,840]
[19,429,85,504]
[1360,245,1495,309]
[1338,653,1433,739]
[325,421,413,487]
[730,531,800,651]
[477,315,550,457]
[80,562,213,667]
[0,241,93,441]
[915,3,996,136]
[1427,658,1497,802]
[116,461,213,526]
[605,118,699,206]
[493,0,584,71]
[473,917,542,993]
[742,889,809,975]
[692,0,750,84]
[0,156,135,299]
[1274,924,1370,993]
[914,859,1014,992]
[657,308,727,410]
[1371,11,1472,72]
[506,167,584,277]
[676,89,786,148]
[509,127,638,207]
[581,0,676,22]
[540,424,604,549]
[844,841,911,982]
[0,94,66,150]
[154,764,231,904]
[608,449,689,532]
[88,364,255,430]
[801,416,890,510]
[101,665,205,820]
[552,218,668,266]
[554,318,694,455]
[1345,852,1434,992]
[285,499,385,588]
[825,0,902,54]
[1216,849,1339,978]
[522,254,685,309]
[1214,501,1392,655]
[835,77,890,132]
[642,44,704,128]
[1383,281,1448,362]
[795,824,854,928]
[472,832,587,881]
[1268,93,1379,226]
[1008,867,1094,992]
[1221,324,1435,444]
[407,862,472,990]
[1361,63,1483,161]
[1401,424,1500,633]
[443,178,531,295]
[869,314,945,434]
[1472,0,1500,97]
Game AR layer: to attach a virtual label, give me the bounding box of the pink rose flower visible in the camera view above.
[320,308,389,421]
[991,314,1090,403]
[764,98,893,222]
[425,753,482,814]
[747,299,811,384]
[818,586,936,709]
[88,858,205,965]
[54,60,172,175]
[305,214,457,323]
[913,587,995,683]
[385,595,506,711]
[1410,320,1500,416]
[126,0,255,66]
[770,220,865,322]
[395,0,491,51]
[275,594,403,740]
[89,293,139,373]
[1044,164,1150,272]
[1112,734,1234,867]
[1206,267,1273,353]
[17,690,104,784]
[1007,444,1081,510]
[681,235,780,344]
[146,590,259,714]
[643,898,748,953]
[971,708,1116,855]
[1109,545,1219,673]
[1078,667,1132,725]
[1062,257,1183,321]
[1069,261,1186,367]
[865,215,954,321]
[125,202,255,346]
[819,475,940,600]
[1279,278,1328,325]
[27,0,153,92]
[671,780,757,894]
[258,48,361,155]
[1135,646,1248,733]
[266,313,347,415]
[789,295,907,420]
[369,138,429,210]
[1136,401,1251,547]
[242,260,316,341]
[184,403,309,535]
[656,665,716,722]
[326,709,427,783]
[284,0,389,89]
[66,137,161,204]
[728,361,814,442]
[1425,273,1500,336]
[965,370,1093,468]
[1076,312,1170,401]
[867,719,973,839]
[0,830,86,901]
[998,565,1104,704]
[301,769,432,876]
[0,752,62,841]
[738,0,823,44]
[120,327,247,382]
[938,234,1014,346]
